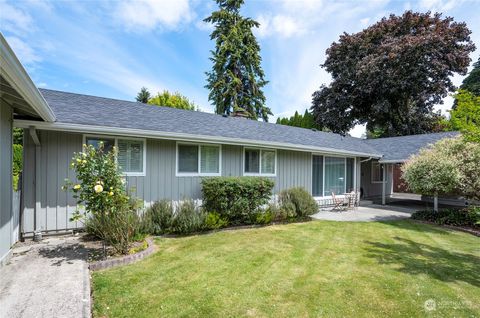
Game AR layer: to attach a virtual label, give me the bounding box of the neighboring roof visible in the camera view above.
[22,89,381,157]
[0,33,55,122]
[364,131,460,163]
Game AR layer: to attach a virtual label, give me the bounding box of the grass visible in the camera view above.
[92,220,480,317]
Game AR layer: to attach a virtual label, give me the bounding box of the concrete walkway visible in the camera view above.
[312,204,415,222]
[0,236,91,318]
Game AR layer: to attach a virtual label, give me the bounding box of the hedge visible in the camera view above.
[201,177,274,224]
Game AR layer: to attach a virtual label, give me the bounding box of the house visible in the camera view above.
[0,34,459,266]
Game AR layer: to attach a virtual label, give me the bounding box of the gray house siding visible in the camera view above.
[22,130,82,234]
[0,104,13,265]
[360,160,393,199]
[22,130,313,234]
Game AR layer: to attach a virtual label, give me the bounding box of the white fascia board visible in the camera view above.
[14,119,383,158]
[0,33,55,122]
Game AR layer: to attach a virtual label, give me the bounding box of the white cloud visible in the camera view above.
[5,36,41,65]
[114,0,193,32]
[257,14,305,38]
[419,0,462,12]
[0,2,34,35]
[37,82,47,87]
[195,19,213,32]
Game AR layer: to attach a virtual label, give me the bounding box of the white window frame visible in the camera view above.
[311,153,357,199]
[175,142,222,177]
[371,160,384,183]
[242,147,277,177]
[83,134,147,177]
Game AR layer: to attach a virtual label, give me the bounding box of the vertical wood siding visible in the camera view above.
[22,130,315,233]
[0,104,13,261]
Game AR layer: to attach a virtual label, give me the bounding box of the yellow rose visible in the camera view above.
[73,184,81,190]
[108,191,114,196]
[70,162,75,168]
[76,158,81,163]
[82,160,87,164]
[94,185,103,193]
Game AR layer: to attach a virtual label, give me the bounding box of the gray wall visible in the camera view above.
[23,130,313,234]
[360,160,393,199]
[0,104,13,264]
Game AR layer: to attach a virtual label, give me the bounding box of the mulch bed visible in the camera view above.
[411,220,480,237]
[89,238,155,271]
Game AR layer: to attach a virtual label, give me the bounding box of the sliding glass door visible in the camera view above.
[324,157,345,196]
[312,155,356,197]
[312,155,323,197]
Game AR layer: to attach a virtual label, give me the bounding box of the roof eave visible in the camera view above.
[14,119,382,158]
[1,33,56,122]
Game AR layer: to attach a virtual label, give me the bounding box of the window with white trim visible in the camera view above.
[84,135,146,176]
[177,143,221,176]
[244,148,276,176]
[371,161,384,183]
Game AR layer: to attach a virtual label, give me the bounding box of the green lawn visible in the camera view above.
[92,220,480,317]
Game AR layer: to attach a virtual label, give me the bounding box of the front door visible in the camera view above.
[312,155,323,197]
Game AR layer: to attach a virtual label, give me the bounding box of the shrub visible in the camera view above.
[141,200,174,235]
[170,200,205,234]
[253,209,274,225]
[402,137,480,202]
[13,144,22,191]
[204,212,229,230]
[411,207,480,228]
[64,143,140,255]
[278,187,318,219]
[201,177,274,224]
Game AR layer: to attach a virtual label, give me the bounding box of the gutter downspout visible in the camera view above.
[29,126,41,238]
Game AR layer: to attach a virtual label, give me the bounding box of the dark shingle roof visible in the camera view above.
[36,89,459,160]
[364,131,459,162]
[38,88,381,156]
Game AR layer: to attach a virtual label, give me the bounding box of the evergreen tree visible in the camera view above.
[204,0,271,121]
[136,87,151,103]
[276,109,322,130]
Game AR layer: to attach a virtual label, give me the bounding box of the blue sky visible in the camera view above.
[1,0,479,136]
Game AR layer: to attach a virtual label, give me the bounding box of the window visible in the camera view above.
[177,143,221,176]
[312,155,356,197]
[324,157,345,196]
[83,135,146,176]
[371,161,384,183]
[244,148,276,176]
[118,139,144,174]
[85,136,115,153]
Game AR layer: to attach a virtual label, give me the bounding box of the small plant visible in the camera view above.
[204,212,229,230]
[141,200,174,235]
[170,200,205,234]
[253,210,274,225]
[278,187,318,219]
[64,143,141,255]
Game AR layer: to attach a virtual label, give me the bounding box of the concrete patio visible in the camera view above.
[312,203,415,222]
[0,236,91,318]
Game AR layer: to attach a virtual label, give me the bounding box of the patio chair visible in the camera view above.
[331,192,348,211]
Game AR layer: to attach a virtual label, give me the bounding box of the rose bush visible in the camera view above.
[64,143,141,255]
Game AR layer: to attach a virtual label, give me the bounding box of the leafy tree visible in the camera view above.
[402,137,480,209]
[148,90,197,111]
[453,57,480,109]
[276,110,322,130]
[449,90,480,142]
[204,0,271,121]
[460,57,480,96]
[136,87,151,103]
[13,127,23,145]
[311,11,475,137]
